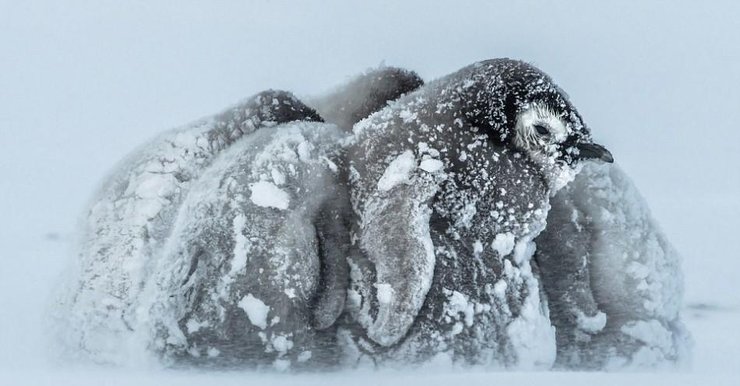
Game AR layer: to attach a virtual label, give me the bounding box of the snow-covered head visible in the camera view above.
[461,59,613,189]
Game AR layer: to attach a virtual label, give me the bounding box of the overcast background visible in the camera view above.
[1,1,739,384]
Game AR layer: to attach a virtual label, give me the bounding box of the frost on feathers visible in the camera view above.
[249,181,290,209]
[238,294,270,329]
[377,150,417,191]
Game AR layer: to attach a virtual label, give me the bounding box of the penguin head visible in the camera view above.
[499,60,612,162]
[464,59,613,187]
[508,93,613,166]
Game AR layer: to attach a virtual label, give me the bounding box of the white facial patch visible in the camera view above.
[514,103,568,151]
[513,102,577,193]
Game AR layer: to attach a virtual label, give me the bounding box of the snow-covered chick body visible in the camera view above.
[343,59,612,368]
[53,91,322,364]
[535,162,690,369]
[142,123,349,370]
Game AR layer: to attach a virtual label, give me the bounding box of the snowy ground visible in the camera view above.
[2,0,740,384]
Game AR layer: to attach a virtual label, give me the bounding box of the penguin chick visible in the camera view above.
[309,66,424,131]
[55,90,322,364]
[143,122,349,370]
[536,162,690,370]
[344,58,612,368]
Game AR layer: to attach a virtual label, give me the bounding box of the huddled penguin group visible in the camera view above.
[54,60,689,370]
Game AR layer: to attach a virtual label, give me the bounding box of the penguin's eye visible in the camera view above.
[533,124,550,136]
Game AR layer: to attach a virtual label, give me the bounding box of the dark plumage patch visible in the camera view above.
[249,90,324,124]
[309,67,424,130]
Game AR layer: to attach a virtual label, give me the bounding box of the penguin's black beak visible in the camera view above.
[575,142,614,163]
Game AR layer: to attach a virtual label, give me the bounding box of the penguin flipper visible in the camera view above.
[535,182,606,368]
[350,173,439,347]
[311,193,351,330]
